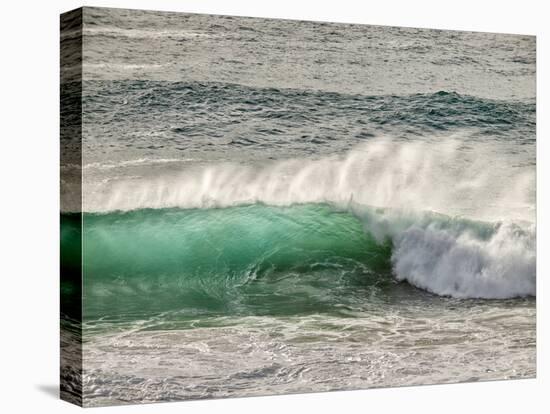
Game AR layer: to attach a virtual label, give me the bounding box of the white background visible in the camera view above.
[0,0,548,412]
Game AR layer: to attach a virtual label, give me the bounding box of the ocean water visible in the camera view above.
[61,7,535,406]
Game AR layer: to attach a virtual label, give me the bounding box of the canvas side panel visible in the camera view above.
[60,7,83,407]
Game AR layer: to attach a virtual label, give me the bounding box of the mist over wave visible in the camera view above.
[83,138,535,223]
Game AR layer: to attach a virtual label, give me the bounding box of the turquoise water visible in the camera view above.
[60,203,535,324]
[77,204,392,320]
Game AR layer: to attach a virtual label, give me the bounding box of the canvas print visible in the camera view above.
[60,7,536,407]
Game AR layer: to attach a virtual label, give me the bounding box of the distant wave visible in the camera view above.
[82,81,536,136]
[83,157,195,170]
[83,26,217,39]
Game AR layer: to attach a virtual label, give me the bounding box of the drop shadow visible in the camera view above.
[36,384,59,399]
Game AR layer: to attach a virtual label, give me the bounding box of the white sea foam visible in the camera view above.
[83,138,535,224]
[353,207,535,298]
[390,221,535,298]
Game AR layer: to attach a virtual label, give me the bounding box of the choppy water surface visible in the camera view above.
[62,7,536,406]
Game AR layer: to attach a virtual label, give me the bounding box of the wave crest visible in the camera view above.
[82,138,535,225]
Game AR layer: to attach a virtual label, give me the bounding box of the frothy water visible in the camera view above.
[83,305,535,404]
[81,138,535,222]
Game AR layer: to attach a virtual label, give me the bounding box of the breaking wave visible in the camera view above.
[64,139,535,306]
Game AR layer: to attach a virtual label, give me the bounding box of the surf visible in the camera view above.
[61,139,535,315]
[61,202,535,321]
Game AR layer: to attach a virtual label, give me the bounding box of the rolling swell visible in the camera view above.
[85,80,536,136]
[63,203,535,320]
[82,80,535,165]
